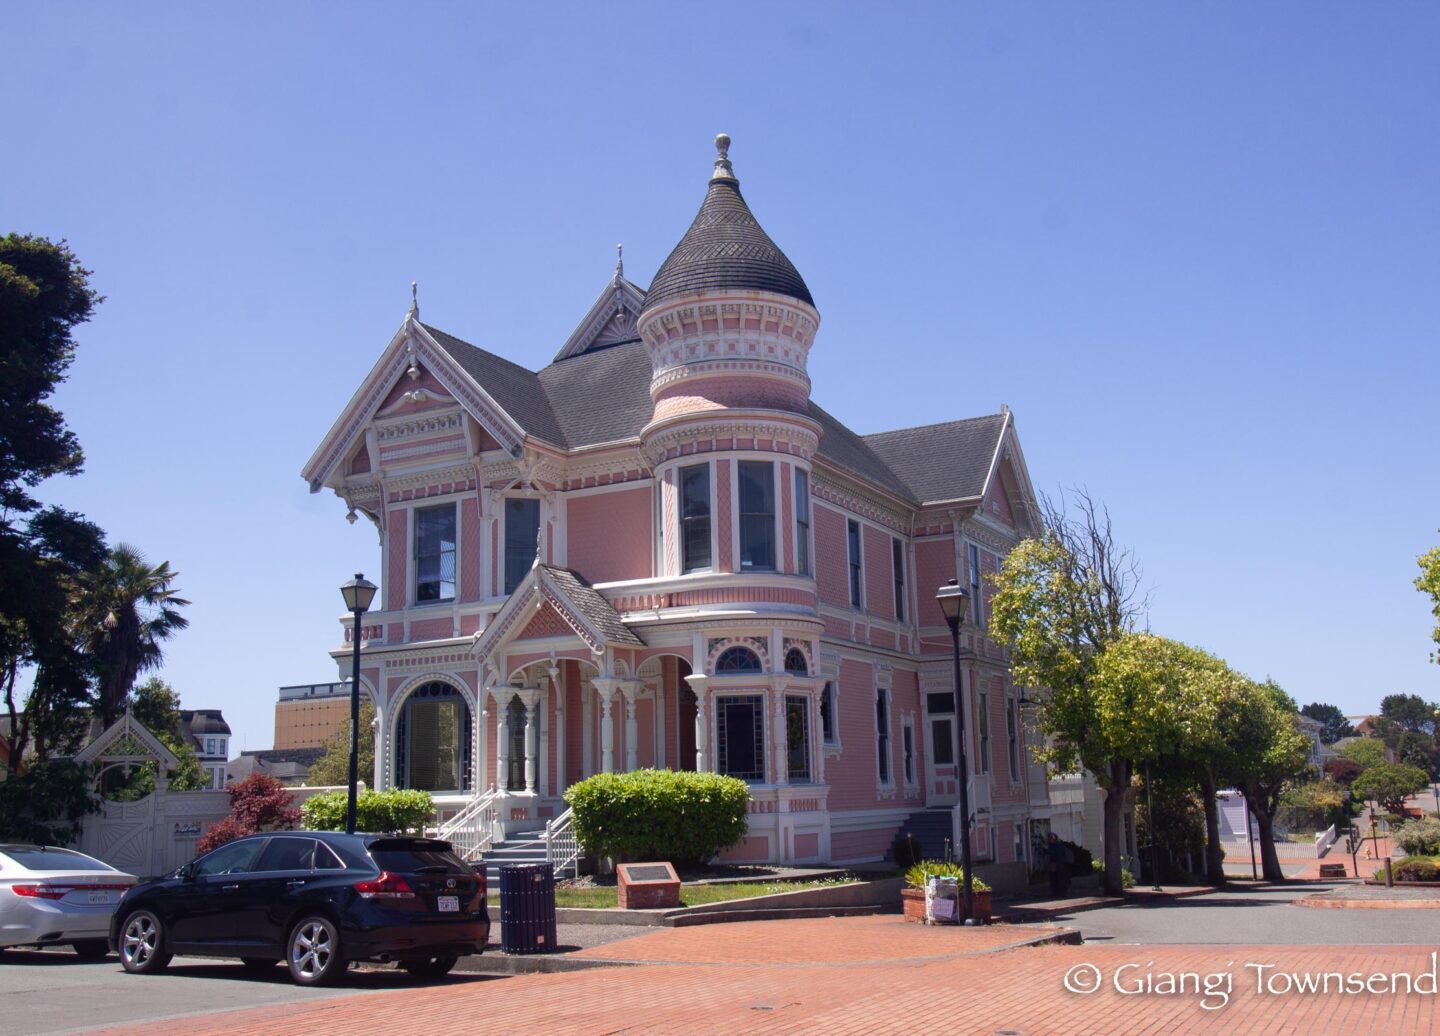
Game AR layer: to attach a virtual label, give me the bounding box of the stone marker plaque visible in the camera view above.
[616,861,681,910]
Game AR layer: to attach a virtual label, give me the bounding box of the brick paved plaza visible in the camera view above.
[88,915,1440,1035]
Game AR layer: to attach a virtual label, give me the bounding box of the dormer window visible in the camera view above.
[415,504,456,603]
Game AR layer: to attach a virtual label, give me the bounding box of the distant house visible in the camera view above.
[227,747,326,787]
[180,710,231,789]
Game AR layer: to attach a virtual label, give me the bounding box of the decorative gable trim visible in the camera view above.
[73,706,180,770]
[472,566,639,663]
[302,316,528,493]
[553,275,647,362]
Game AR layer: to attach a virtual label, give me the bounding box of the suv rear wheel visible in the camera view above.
[287,916,344,986]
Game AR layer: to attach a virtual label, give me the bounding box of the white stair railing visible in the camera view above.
[545,807,579,878]
[436,786,500,862]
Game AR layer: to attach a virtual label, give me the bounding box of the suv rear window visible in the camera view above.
[0,848,115,872]
[368,840,468,873]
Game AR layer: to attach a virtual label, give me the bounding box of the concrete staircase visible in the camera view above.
[478,829,551,886]
[892,808,955,863]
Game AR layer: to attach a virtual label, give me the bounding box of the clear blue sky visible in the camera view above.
[8,3,1438,754]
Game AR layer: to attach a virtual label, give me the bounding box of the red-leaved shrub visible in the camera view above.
[195,774,300,855]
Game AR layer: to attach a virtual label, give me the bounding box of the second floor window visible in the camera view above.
[738,461,775,571]
[875,687,891,785]
[892,537,906,622]
[978,691,990,775]
[1007,695,1020,780]
[794,468,810,575]
[680,463,711,572]
[848,520,863,607]
[504,498,540,595]
[968,544,983,626]
[415,504,456,602]
[820,681,837,746]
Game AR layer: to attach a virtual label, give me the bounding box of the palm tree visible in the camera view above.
[85,544,190,726]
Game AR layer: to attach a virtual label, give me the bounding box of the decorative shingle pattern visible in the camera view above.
[540,565,644,647]
[646,177,814,310]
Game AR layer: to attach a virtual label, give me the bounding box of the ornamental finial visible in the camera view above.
[711,133,735,181]
[408,280,419,320]
[615,243,623,280]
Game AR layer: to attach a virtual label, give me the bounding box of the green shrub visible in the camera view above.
[1391,857,1440,882]
[1093,861,1136,889]
[903,859,991,891]
[564,769,749,866]
[301,788,435,834]
[1394,817,1440,858]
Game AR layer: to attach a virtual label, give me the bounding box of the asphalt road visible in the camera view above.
[0,948,501,1036]
[1060,881,1440,945]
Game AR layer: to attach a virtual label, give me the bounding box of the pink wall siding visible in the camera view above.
[460,498,480,602]
[826,660,883,812]
[987,471,1016,526]
[914,539,955,628]
[386,509,408,610]
[714,460,733,573]
[830,826,899,863]
[813,504,848,608]
[566,486,653,584]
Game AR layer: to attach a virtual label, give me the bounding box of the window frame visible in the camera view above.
[785,694,812,783]
[848,519,863,608]
[875,687,892,787]
[819,681,840,749]
[978,690,991,775]
[413,502,458,604]
[679,462,713,574]
[737,460,777,572]
[715,694,767,783]
[794,468,811,576]
[968,543,983,626]
[892,537,906,622]
[1006,694,1020,781]
[901,715,916,788]
[502,496,542,595]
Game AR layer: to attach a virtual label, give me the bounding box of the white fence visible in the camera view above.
[1315,823,1338,858]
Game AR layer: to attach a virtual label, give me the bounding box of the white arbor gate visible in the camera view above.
[71,708,232,878]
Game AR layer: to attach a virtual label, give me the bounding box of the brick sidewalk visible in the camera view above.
[1293,835,1394,879]
[87,917,1440,1035]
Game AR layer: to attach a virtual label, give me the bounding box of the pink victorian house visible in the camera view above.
[302,136,1046,876]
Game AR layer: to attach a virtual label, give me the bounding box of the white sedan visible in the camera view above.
[0,844,138,958]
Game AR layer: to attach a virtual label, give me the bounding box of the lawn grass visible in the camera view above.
[487,874,867,909]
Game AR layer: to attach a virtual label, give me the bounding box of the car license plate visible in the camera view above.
[88,890,110,904]
[437,895,459,913]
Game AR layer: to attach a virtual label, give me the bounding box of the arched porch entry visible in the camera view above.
[636,654,695,773]
[387,675,476,795]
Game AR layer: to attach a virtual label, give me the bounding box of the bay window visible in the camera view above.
[738,460,775,571]
[680,463,711,573]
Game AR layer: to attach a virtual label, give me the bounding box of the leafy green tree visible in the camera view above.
[1340,738,1387,770]
[305,698,376,787]
[83,545,190,726]
[1418,535,1440,663]
[1232,679,1316,881]
[0,759,97,843]
[1379,693,1435,735]
[988,491,1152,895]
[1172,656,1255,885]
[1353,763,1430,816]
[1300,702,1354,745]
[1397,730,1440,781]
[0,234,105,767]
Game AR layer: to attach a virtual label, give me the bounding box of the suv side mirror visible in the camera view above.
[178,862,195,882]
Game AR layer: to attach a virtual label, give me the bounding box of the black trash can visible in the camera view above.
[498,862,557,955]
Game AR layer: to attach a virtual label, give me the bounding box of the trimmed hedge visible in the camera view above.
[1391,856,1440,882]
[1394,817,1440,858]
[564,769,750,867]
[301,788,435,834]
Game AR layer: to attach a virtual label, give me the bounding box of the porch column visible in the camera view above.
[549,663,565,793]
[494,690,511,792]
[686,674,709,772]
[593,678,617,773]
[518,689,540,795]
[621,680,640,773]
[773,684,788,786]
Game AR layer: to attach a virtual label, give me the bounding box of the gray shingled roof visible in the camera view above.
[540,566,644,646]
[862,414,1007,504]
[423,326,1006,511]
[646,175,814,311]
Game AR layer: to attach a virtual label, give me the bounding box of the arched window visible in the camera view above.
[784,648,808,675]
[715,646,762,674]
[395,682,472,792]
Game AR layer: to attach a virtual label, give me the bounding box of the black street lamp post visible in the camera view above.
[936,579,976,925]
[339,573,378,835]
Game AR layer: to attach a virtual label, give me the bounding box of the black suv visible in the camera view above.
[110,832,487,985]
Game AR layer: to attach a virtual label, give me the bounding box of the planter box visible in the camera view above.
[901,885,991,924]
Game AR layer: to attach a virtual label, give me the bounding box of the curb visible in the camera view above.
[455,953,638,975]
[1295,895,1440,910]
[995,885,1215,922]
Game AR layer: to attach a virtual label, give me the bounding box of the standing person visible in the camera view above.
[1046,833,1069,897]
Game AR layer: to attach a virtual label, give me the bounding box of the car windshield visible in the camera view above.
[368,841,467,873]
[0,847,115,872]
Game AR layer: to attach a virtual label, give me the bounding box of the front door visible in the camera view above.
[923,691,960,807]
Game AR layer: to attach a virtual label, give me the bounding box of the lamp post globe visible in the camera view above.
[339,573,377,834]
[935,578,975,924]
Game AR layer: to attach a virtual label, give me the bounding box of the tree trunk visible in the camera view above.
[1100,759,1132,895]
[1244,783,1286,882]
[1199,771,1225,885]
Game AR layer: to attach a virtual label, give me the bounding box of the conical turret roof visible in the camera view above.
[646,134,814,311]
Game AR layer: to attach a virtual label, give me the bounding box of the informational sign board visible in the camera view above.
[616,861,681,909]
